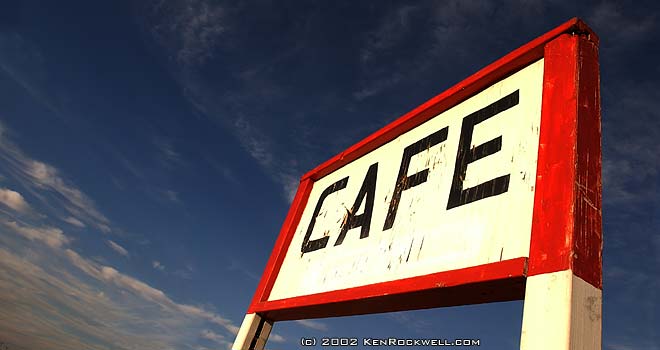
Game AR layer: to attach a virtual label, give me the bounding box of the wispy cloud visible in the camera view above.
[606,340,659,350]
[65,248,102,277]
[177,304,240,335]
[227,258,260,281]
[63,215,86,228]
[200,329,226,344]
[606,344,635,350]
[0,33,62,115]
[153,135,186,169]
[294,319,328,331]
[360,5,419,64]
[1,245,181,350]
[143,0,225,68]
[0,187,31,213]
[601,82,660,206]
[232,116,274,168]
[354,1,548,101]
[0,150,237,347]
[204,156,241,186]
[0,122,112,233]
[353,72,406,101]
[588,1,656,46]
[107,240,129,257]
[1,218,70,249]
[604,262,659,348]
[153,260,165,271]
[1,217,241,349]
[230,116,301,202]
[163,190,180,203]
[653,235,660,265]
[268,333,286,343]
[174,263,195,279]
[354,5,420,100]
[136,1,305,203]
[113,149,146,180]
[386,311,432,334]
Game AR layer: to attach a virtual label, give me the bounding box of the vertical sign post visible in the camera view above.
[233,18,601,350]
[521,29,602,350]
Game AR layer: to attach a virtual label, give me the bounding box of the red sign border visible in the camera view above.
[247,18,601,321]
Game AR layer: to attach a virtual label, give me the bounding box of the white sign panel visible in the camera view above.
[268,59,544,301]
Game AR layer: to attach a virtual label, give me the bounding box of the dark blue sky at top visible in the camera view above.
[0,1,658,349]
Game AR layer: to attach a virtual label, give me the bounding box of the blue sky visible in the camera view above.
[0,1,658,349]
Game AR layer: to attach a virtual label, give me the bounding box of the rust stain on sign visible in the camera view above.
[339,206,351,228]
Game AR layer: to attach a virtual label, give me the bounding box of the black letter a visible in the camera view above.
[335,163,378,246]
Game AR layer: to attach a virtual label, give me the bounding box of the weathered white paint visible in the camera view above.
[269,59,544,301]
[520,270,602,350]
[232,313,272,350]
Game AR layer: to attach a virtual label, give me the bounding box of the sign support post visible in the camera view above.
[521,31,602,349]
[233,313,272,350]
[232,18,601,350]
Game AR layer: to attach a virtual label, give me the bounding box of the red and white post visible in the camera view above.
[520,32,602,349]
[232,313,272,350]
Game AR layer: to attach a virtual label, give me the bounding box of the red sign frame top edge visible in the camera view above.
[247,18,601,321]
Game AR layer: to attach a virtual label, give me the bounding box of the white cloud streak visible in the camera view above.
[606,344,635,350]
[354,5,419,100]
[153,136,186,169]
[1,219,70,249]
[145,0,225,67]
[64,215,86,228]
[65,249,102,277]
[386,312,432,334]
[162,189,180,203]
[153,260,165,271]
[294,319,329,331]
[69,246,242,336]
[0,246,180,350]
[177,304,240,335]
[268,333,286,343]
[0,187,31,213]
[137,1,304,204]
[107,240,130,257]
[227,258,260,281]
[231,117,300,202]
[0,122,112,233]
[0,33,62,115]
[233,116,274,168]
[200,329,225,343]
[1,213,240,349]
